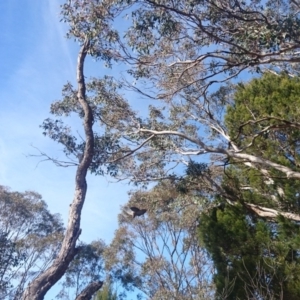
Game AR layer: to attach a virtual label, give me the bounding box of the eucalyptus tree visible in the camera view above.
[118,0,300,153]
[56,240,105,300]
[105,180,215,299]
[20,0,300,298]
[112,0,300,221]
[0,185,64,300]
[21,1,135,299]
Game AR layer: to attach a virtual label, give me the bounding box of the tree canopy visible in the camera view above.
[194,73,300,299]
[105,181,214,299]
[7,0,300,299]
[0,185,64,299]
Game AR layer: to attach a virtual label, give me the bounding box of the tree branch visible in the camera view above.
[139,128,300,179]
[75,281,103,300]
[244,203,300,222]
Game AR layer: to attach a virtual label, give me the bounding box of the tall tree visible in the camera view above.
[112,1,300,221]
[105,181,215,299]
[19,0,300,298]
[0,185,64,300]
[70,0,300,210]
[21,38,96,299]
[22,1,134,298]
[197,73,300,299]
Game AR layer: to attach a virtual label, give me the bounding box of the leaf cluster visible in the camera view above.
[0,185,64,299]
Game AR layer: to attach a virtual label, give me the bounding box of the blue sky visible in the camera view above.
[0,1,134,298]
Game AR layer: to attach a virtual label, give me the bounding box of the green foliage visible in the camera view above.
[185,161,208,177]
[198,74,300,299]
[0,185,64,299]
[93,283,117,300]
[60,0,126,63]
[56,240,106,299]
[0,230,26,296]
[122,0,300,97]
[199,204,300,299]
[176,161,210,195]
[41,75,137,176]
[226,73,300,167]
[224,73,300,212]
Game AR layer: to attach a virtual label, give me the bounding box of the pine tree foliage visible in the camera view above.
[198,73,300,299]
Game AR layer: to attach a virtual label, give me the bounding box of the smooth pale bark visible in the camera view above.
[202,173,300,223]
[75,281,103,300]
[139,128,300,179]
[22,39,94,300]
[244,203,300,222]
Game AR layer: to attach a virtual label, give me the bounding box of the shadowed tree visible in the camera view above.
[0,185,64,300]
[195,74,300,299]
[0,230,25,298]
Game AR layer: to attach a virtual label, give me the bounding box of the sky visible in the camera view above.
[0,1,135,298]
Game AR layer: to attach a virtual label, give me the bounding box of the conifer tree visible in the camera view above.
[199,73,300,299]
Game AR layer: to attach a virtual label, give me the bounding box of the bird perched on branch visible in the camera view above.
[130,206,147,218]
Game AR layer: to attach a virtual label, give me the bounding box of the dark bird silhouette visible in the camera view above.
[130,206,147,218]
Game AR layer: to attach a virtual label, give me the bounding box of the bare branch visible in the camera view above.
[139,128,300,179]
[244,203,300,222]
[109,134,155,163]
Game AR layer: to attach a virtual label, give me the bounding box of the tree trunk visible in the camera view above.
[75,281,103,300]
[22,39,94,300]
